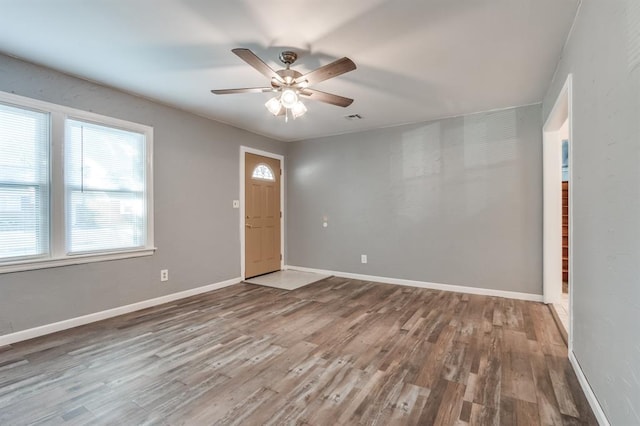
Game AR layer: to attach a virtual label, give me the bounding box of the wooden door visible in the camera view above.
[245,153,281,278]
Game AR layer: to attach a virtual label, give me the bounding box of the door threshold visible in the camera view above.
[548,304,568,346]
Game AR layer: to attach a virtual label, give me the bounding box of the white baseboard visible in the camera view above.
[285,265,543,302]
[0,277,241,347]
[569,351,610,426]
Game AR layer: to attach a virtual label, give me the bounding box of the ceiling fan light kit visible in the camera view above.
[291,101,307,119]
[266,87,307,122]
[212,48,356,122]
[265,97,283,116]
[279,89,298,108]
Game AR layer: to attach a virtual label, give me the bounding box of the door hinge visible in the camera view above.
[280,254,283,260]
[280,211,282,218]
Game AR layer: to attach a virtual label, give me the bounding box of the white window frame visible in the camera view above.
[0,102,50,262]
[0,91,155,274]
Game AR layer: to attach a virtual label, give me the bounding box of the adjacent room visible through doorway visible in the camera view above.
[543,74,573,344]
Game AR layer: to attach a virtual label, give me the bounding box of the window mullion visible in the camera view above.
[49,111,66,258]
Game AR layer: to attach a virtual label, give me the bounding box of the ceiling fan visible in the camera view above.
[211,48,356,121]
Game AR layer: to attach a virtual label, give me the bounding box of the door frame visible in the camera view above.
[240,146,285,280]
[542,73,573,349]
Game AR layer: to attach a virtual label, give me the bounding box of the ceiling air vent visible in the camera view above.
[345,114,363,120]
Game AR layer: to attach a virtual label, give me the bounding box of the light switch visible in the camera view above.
[232,200,240,208]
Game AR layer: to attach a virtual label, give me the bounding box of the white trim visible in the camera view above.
[0,91,153,133]
[567,76,574,351]
[569,351,610,426]
[0,248,156,274]
[0,276,241,347]
[240,146,285,280]
[286,265,544,302]
[542,74,574,350]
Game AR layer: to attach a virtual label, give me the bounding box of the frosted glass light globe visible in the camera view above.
[280,89,298,109]
[265,97,282,115]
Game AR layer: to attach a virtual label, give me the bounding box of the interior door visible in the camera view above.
[245,152,281,278]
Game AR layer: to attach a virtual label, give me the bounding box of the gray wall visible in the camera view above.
[543,1,640,423]
[287,104,543,295]
[0,54,285,334]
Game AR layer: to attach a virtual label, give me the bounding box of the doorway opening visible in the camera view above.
[240,147,284,280]
[543,74,573,347]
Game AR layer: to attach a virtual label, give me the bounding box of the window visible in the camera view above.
[0,91,154,273]
[0,103,50,260]
[252,164,275,181]
[65,120,147,254]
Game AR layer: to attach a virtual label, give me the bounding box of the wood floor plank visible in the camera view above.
[499,395,516,425]
[417,376,451,425]
[501,346,537,404]
[386,382,428,426]
[530,351,564,425]
[514,398,541,425]
[0,278,597,425]
[433,379,466,425]
[412,324,457,388]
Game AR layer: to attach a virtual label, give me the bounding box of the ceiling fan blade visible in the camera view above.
[232,48,284,83]
[211,87,274,95]
[295,57,356,86]
[299,88,354,107]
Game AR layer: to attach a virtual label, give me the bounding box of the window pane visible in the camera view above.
[252,164,275,181]
[65,119,146,254]
[67,190,145,253]
[66,120,145,191]
[0,102,49,260]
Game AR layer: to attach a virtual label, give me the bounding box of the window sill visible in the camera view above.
[0,248,157,274]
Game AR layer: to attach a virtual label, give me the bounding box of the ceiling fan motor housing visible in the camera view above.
[279,51,298,66]
[273,68,303,87]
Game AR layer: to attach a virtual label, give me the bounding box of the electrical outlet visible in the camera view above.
[361,254,367,264]
[160,269,169,282]
[232,200,240,208]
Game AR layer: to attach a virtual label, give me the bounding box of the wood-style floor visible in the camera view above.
[0,277,596,425]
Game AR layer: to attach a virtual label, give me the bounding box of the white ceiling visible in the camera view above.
[0,0,579,142]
